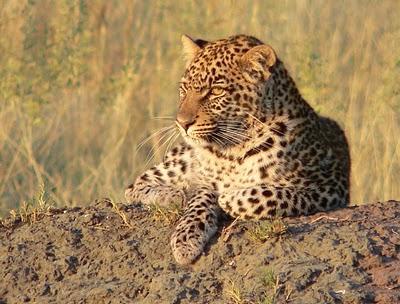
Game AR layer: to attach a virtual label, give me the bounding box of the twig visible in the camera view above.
[310,215,350,224]
[111,201,133,229]
[285,287,293,302]
[222,217,241,242]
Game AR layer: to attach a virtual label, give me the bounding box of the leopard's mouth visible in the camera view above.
[189,130,245,149]
[176,125,223,148]
[187,127,216,145]
[177,120,251,148]
[174,121,207,144]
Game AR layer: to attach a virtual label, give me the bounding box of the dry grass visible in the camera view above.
[2,184,52,225]
[110,200,133,229]
[223,269,279,304]
[224,278,246,304]
[0,1,399,215]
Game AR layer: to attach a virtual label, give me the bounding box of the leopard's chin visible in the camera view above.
[180,133,207,147]
[181,133,228,150]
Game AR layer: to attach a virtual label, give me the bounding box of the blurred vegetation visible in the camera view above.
[0,0,399,215]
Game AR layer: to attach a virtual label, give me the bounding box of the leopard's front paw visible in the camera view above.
[164,188,186,207]
[170,222,206,265]
[170,211,219,265]
[125,184,186,207]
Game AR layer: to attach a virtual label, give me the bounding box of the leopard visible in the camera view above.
[125,34,350,265]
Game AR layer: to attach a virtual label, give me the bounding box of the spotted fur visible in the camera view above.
[125,35,350,265]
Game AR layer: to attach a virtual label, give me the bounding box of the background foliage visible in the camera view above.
[1,0,399,215]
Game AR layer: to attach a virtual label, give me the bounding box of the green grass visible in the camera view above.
[0,1,399,215]
[248,219,288,243]
[258,269,278,304]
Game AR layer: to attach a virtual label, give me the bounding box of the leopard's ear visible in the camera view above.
[239,45,277,83]
[181,34,207,67]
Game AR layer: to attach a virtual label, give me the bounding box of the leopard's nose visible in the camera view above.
[176,115,196,131]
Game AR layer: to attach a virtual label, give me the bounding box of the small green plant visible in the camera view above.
[248,218,287,243]
[258,269,278,304]
[261,269,277,289]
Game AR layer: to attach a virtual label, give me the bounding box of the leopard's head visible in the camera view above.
[176,35,278,149]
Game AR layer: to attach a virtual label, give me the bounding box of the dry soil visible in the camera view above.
[1,200,399,303]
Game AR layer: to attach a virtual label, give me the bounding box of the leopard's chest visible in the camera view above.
[195,153,261,191]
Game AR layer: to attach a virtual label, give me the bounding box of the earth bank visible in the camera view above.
[0,200,399,303]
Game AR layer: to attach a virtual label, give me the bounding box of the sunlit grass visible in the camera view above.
[224,278,246,304]
[258,268,278,304]
[248,219,287,243]
[1,183,53,226]
[0,1,399,215]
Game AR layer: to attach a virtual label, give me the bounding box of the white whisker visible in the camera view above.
[163,131,180,161]
[136,125,175,151]
[151,116,175,121]
[143,128,176,168]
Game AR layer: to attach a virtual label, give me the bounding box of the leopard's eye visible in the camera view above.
[211,87,225,97]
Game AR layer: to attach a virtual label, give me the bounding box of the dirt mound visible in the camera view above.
[1,200,399,303]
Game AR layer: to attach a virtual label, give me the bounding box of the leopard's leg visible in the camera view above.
[125,143,193,206]
[170,187,221,265]
[218,185,345,219]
